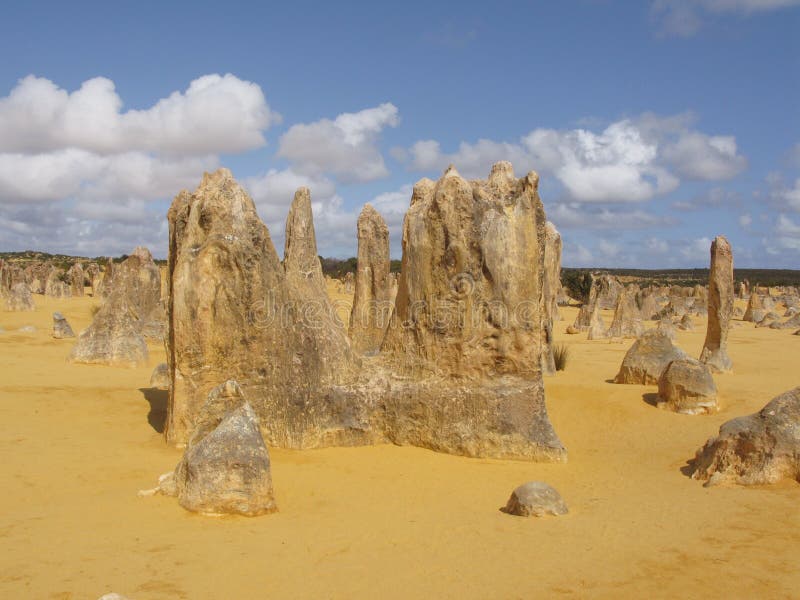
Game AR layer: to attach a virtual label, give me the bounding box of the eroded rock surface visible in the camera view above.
[615,329,688,385]
[503,481,568,517]
[657,358,718,414]
[690,387,800,486]
[165,165,565,462]
[5,282,35,312]
[349,204,393,355]
[52,312,75,339]
[171,381,277,516]
[699,236,733,373]
[68,248,160,367]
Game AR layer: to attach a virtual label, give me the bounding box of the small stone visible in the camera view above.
[503,481,568,517]
[149,363,170,389]
[52,312,75,339]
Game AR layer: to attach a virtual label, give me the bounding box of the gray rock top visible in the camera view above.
[503,481,568,517]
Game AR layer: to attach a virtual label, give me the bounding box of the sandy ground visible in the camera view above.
[1,292,798,599]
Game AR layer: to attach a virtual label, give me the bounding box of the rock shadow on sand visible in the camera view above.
[642,392,660,408]
[139,387,167,433]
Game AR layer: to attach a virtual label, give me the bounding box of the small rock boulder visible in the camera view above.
[690,387,800,486]
[565,325,579,335]
[503,481,568,517]
[656,358,718,414]
[614,329,688,385]
[149,363,170,389]
[170,381,277,516]
[52,312,75,339]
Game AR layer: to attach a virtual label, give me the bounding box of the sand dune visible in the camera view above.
[1,293,798,599]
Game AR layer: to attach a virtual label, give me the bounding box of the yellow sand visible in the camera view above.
[1,293,798,599]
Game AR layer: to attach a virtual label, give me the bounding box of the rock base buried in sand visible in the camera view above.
[159,381,277,516]
[690,387,800,486]
[503,481,568,517]
[614,329,688,385]
[657,358,718,415]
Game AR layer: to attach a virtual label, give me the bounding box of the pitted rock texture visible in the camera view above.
[690,387,800,486]
[615,329,688,385]
[349,204,394,355]
[699,236,733,373]
[164,165,564,462]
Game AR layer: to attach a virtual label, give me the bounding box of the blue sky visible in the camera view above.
[0,0,798,267]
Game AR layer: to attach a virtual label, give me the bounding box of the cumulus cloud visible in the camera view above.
[739,213,753,227]
[278,103,399,183]
[681,236,713,262]
[651,0,800,36]
[0,74,277,155]
[404,113,744,203]
[0,73,274,256]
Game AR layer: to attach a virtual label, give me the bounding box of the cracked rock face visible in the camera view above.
[164,165,565,462]
[172,381,277,516]
[690,387,800,486]
[165,169,358,447]
[699,236,733,373]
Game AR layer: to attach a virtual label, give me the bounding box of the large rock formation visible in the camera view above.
[68,263,85,297]
[165,165,564,462]
[742,292,764,323]
[573,279,598,331]
[595,274,624,310]
[606,292,644,339]
[349,204,394,355]
[5,282,35,311]
[586,301,607,340]
[656,358,718,414]
[690,387,800,486]
[165,169,358,447]
[68,248,160,367]
[540,222,561,373]
[44,268,71,298]
[614,329,688,385]
[699,236,733,373]
[543,222,562,324]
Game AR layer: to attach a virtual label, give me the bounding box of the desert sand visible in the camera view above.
[1,290,798,599]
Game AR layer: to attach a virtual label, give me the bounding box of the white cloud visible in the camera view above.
[548,202,676,230]
[739,213,753,227]
[651,0,800,36]
[0,73,274,257]
[278,103,399,183]
[0,74,277,155]
[404,113,744,203]
[660,133,746,180]
[681,236,713,262]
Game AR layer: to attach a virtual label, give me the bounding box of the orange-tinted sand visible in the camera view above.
[1,293,798,599]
